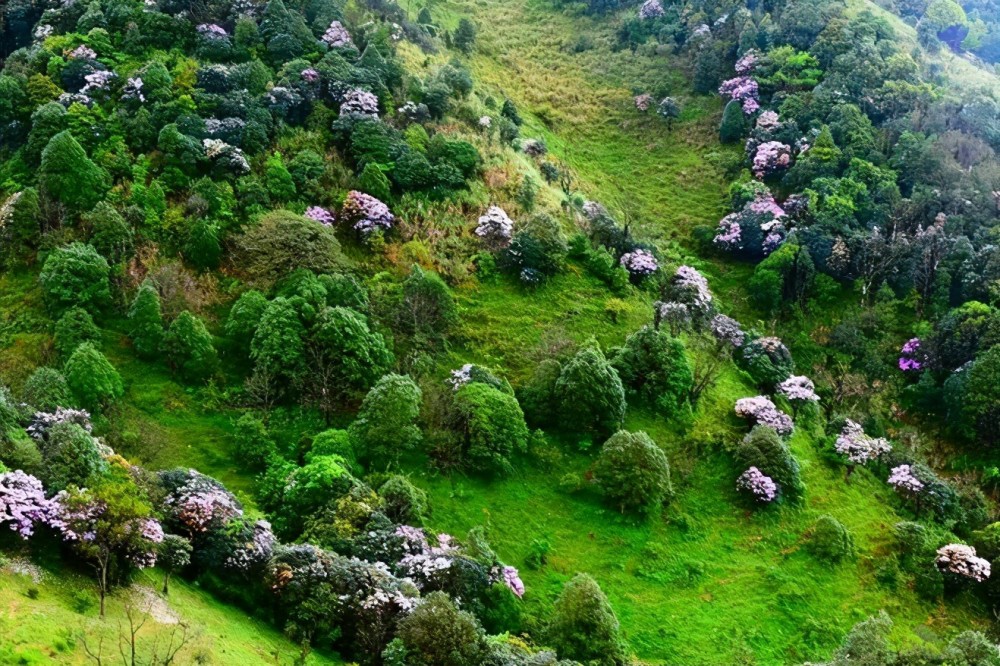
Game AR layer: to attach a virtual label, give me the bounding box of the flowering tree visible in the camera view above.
[736,466,777,503]
[936,544,990,582]
[50,479,162,617]
[475,205,514,250]
[734,50,759,75]
[322,20,354,48]
[752,141,793,179]
[887,464,926,515]
[654,301,691,335]
[734,396,793,436]
[719,76,759,114]
[619,249,659,280]
[713,195,787,258]
[28,407,93,441]
[899,338,925,372]
[340,89,379,118]
[777,376,819,415]
[638,0,664,19]
[834,419,890,480]
[163,471,243,536]
[341,190,394,235]
[710,314,746,348]
[0,471,54,538]
[668,265,713,321]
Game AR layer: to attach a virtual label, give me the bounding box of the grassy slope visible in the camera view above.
[397,0,987,663]
[0,557,340,664]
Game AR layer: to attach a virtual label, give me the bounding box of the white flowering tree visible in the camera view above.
[936,544,990,583]
[834,419,890,480]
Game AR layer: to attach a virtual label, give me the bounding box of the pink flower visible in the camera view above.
[341,191,394,234]
[734,396,793,436]
[502,565,524,597]
[620,249,659,277]
[899,338,924,372]
[305,206,335,226]
[737,466,777,502]
[834,419,890,465]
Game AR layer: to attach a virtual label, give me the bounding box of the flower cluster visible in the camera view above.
[196,23,229,39]
[936,544,991,582]
[166,474,243,535]
[322,20,353,48]
[448,364,474,390]
[672,265,713,312]
[127,518,165,568]
[0,192,22,228]
[737,467,777,502]
[301,68,320,83]
[734,50,759,75]
[887,465,924,494]
[777,376,820,404]
[899,338,924,372]
[719,76,759,114]
[734,396,794,436]
[68,45,97,60]
[28,408,93,442]
[478,115,492,128]
[475,205,515,249]
[396,528,458,588]
[0,471,54,538]
[305,206,335,226]
[752,141,792,179]
[202,139,250,174]
[522,139,547,157]
[340,88,379,118]
[582,200,610,222]
[227,520,277,571]
[341,190,394,234]
[834,419,890,466]
[82,70,116,94]
[620,249,659,277]
[714,196,787,257]
[121,77,145,103]
[34,24,54,41]
[634,93,653,111]
[639,0,665,19]
[710,314,746,347]
[655,301,691,332]
[48,492,103,543]
[756,110,780,130]
[58,92,92,107]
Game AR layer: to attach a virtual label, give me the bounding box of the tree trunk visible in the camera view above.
[163,570,170,596]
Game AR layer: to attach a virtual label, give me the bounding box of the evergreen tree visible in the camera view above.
[454,18,477,54]
[84,202,134,263]
[594,430,672,514]
[348,373,422,466]
[39,243,111,315]
[39,131,108,212]
[555,341,626,438]
[127,281,164,360]
[265,152,297,202]
[548,574,628,665]
[184,219,222,270]
[64,342,124,411]
[54,307,101,357]
[358,162,392,201]
[162,311,218,383]
[719,99,747,143]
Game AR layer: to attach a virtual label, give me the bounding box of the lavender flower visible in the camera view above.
[710,314,746,347]
[834,419,890,466]
[671,265,712,311]
[340,88,379,118]
[634,93,653,112]
[68,45,97,60]
[734,50,759,75]
[756,110,780,130]
[620,249,659,278]
[899,338,923,372]
[300,68,320,83]
[305,206,335,226]
[718,76,759,114]
[777,376,820,404]
[752,141,792,179]
[502,565,525,597]
[81,70,116,95]
[887,465,924,494]
[341,190,394,234]
[227,520,277,571]
[322,20,354,48]
[638,0,665,19]
[196,23,229,40]
[737,466,777,502]
[936,544,990,582]
[28,408,93,442]
[0,471,54,539]
[734,396,793,436]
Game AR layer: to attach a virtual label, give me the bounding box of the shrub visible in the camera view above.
[39,131,108,212]
[225,289,268,355]
[54,307,101,357]
[84,202,133,263]
[594,430,672,514]
[22,368,72,412]
[309,306,394,396]
[349,374,422,466]
[400,265,458,340]
[64,343,123,412]
[805,515,855,562]
[734,425,804,501]
[548,573,628,666]
[451,382,529,475]
[739,336,794,387]
[379,475,429,525]
[39,243,111,315]
[554,341,626,438]
[233,413,275,470]
[250,297,307,386]
[162,311,218,383]
[237,210,348,285]
[308,429,359,472]
[611,326,693,420]
[127,282,164,360]
[396,592,487,666]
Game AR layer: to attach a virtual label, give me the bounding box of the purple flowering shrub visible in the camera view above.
[834,419,890,468]
[305,206,335,226]
[341,191,394,235]
[710,314,746,347]
[752,141,793,179]
[638,0,665,19]
[714,193,787,258]
[899,338,924,372]
[340,89,379,118]
[634,93,653,111]
[777,376,820,405]
[619,249,659,279]
[887,464,924,495]
[162,470,244,536]
[734,396,794,436]
[719,76,759,114]
[739,336,794,386]
[322,20,354,48]
[736,466,777,503]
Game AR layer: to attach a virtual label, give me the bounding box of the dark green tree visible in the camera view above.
[555,341,626,438]
[450,382,529,475]
[158,534,192,595]
[348,373,422,466]
[39,131,108,212]
[396,592,487,666]
[594,430,672,514]
[611,326,692,420]
[719,100,747,143]
[54,307,101,357]
[225,289,269,355]
[22,367,72,412]
[39,243,111,315]
[548,573,628,665]
[453,18,477,54]
[84,202,134,264]
[127,282,164,360]
[184,219,222,271]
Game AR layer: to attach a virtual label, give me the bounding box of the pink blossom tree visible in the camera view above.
[834,419,890,480]
[341,191,394,235]
[0,470,54,538]
[734,396,794,436]
[777,375,819,416]
[736,466,777,503]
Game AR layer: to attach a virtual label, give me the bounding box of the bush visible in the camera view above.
[739,336,794,388]
[39,243,111,315]
[805,515,855,562]
[237,210,348,285]
[379,475,429,525]
[225,289,268,355]
[396,592,487,666]
[39,131,108,212]
[594,430,672,514]
[233,413,275,470]
[734,425,804,502]
[554,341,626,438]
[22,368,72,412]
[64,343,123,412]
[84,202,133,263]
[349,374,422,466]
[162,311,218,383]
[400,265,458,340]
[611,326,692,420]
[308,429,359,472]
[548,573,628,666]
[127,282,164,360]
[451,383,529,475]
[54,307,101,357]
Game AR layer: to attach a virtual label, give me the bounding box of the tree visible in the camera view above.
[308,307,394,400]
[39,243,111,315]
[348,374,422,466]
[828,612,894,666]
[378,475,429,525]
[453,18,477,54]
[251,296,307,396]
[64,342,124,412]
[719,100,747,143]
[594,430,672,514]
[233,412,275,470]
[548,573,628,666]
[22,367,71,412]
[38,421,107,492]
[964,347,1000,446]
[555,341,626,438]
[38,131,108,212]
[264,152,297,202]
[400,265,458,340]
[225,289,268,356]
[450,382,529,475]
[54,306,102,357]
[50,474,162,617]
[158,534,192,595]
[396,592,487,666]
[184,219,222,271]
[805,515,855,563]
[162,311,218,383]
[358,162,391,202]
[127,282,164,360]
[611,326,692,420]
[237,210,348,286]
[734,425,804,501]
[84,202,133,263]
